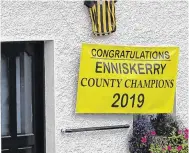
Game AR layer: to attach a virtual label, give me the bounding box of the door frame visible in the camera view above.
[1,40,56,153]
[1,41,45,153]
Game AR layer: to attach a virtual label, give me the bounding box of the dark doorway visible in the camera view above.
[1,42,45,153]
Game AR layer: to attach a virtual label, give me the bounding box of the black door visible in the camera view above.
[1,42,45,153]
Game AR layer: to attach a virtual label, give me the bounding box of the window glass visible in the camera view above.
[16,52,33,134]
[1,55,10,136]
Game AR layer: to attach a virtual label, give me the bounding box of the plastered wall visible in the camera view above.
[0,1,188,153]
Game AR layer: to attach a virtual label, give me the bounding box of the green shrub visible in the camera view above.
[149,129,188,153]
[150,114,179,136]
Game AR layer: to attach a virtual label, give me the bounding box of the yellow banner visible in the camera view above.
[76,43,179,113]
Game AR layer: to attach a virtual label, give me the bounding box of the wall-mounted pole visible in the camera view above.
[61,124,130,133]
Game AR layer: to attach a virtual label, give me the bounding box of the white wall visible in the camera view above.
[0,1,188,153]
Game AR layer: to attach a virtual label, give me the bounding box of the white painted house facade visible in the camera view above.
[0,1,188,153]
